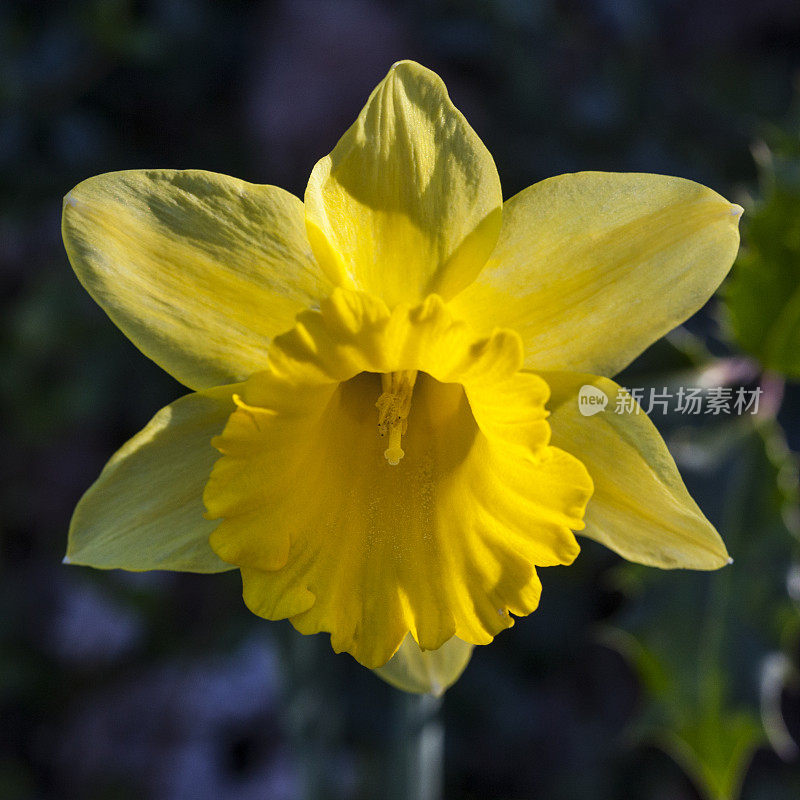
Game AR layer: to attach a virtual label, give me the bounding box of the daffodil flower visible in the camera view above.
[63,61,742,693]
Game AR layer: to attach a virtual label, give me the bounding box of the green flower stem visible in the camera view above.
[284,631,341,800]
[389,691,444,800]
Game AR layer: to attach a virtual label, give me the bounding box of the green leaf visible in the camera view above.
[606,422,800,800]
[725,137,800,378]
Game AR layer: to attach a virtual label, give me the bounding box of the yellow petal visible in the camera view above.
[304,61,502,307]
[63,170,332,390]
[374,635,474,695]
[543,371,729,569]
[204,290,592,668]
[450,172,742,376]
[67,386,238,572]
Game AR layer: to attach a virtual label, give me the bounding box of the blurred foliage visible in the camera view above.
[2,1,800,799]
[725,115,800,378]
[609,421,800,800]
[608,101,800,798]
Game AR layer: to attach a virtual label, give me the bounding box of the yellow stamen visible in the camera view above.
[376,370,417,466]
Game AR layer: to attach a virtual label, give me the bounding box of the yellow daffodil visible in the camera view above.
[62,61,742,692]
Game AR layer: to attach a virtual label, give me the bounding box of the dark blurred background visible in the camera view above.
[2,1,800,798]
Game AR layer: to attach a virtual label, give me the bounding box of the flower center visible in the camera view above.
[375,370,418,465]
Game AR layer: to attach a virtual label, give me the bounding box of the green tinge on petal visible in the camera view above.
[305,61,502,307]
[450,172,742,376]
[67,386,239,572]
[374,635,474,695]
[543,371,730,570]
[63,169,332,390]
